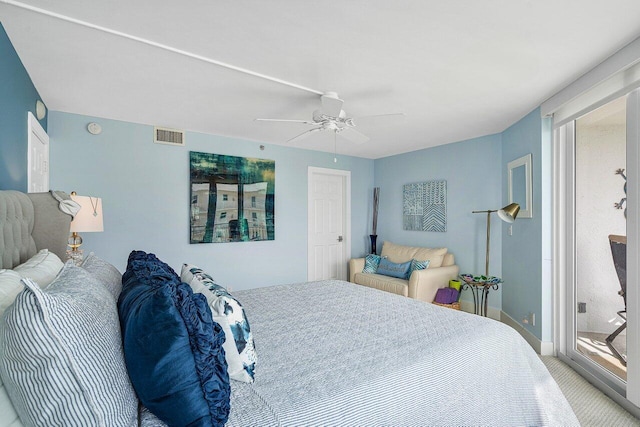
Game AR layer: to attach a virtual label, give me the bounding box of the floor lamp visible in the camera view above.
[472,203,520,276]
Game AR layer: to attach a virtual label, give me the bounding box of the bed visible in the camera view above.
[0,190,580,426]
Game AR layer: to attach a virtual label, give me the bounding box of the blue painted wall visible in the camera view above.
[1,23,554,339]
[48,111,374,290]
[0,22,47,191]
[373,134,504,309]
[501,108,552,341]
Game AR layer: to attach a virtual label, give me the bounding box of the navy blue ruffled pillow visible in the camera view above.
[118,251,230,427]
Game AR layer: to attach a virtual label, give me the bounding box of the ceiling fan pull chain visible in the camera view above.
[333,130,338,163]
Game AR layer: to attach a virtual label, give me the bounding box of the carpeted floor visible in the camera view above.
[541,356,640,426]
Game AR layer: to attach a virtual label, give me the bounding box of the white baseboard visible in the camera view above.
[457,302,554,355]
[459,300,501,320]
[500,310,554,355]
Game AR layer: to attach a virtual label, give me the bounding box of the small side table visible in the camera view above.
[460,274,503,317]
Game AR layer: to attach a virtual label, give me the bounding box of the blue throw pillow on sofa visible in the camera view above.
[408,259,431,278]
[118,251,230,427]
[362,254,383,273]
[376,258,412,279]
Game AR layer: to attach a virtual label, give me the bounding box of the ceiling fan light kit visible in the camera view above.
[256,91,405,145]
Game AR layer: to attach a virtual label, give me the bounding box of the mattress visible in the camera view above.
[143,280,579,426]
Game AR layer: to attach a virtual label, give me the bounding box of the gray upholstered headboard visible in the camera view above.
[0,190,72,269]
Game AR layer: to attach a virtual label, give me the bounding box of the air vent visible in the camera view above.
[154,126,185,146]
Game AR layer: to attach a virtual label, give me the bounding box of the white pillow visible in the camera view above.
[14,249,64,287]
[0,269,23,318]
[181,264,257,383]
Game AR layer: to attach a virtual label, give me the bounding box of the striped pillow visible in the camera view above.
[408,259,431,278]
[0,264,138,427]
[362,254,383,273]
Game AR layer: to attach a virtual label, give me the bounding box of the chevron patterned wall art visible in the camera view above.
[403,180,447,232]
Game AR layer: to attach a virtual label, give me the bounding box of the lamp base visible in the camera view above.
[67,232,84,265]
[66,248,83,266]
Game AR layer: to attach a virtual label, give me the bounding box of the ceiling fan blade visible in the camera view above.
[287,127,323,143]
[352,112,406,125]
[338,127,370,144]
[256,118,316,125]
[321,92,344,117]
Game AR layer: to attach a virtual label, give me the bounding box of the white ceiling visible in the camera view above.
[2,1,640,159]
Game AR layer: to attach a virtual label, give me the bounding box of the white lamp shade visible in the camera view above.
[69,195,104,232]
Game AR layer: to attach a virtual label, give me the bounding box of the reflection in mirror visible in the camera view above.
[507,153,532,218]
[511,165,526,209]
[190,152,275,243]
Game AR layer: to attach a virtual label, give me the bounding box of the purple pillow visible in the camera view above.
[434,287,460,304]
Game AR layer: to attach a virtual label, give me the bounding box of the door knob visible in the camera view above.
[337,236,343,242]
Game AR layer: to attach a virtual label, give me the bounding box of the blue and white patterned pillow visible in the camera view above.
[408,259,431,278]
[362,254,383,273]
[0,263,138,426]
[182,264,257,383]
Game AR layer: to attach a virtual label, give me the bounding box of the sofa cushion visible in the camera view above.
[353,272,409,296]
[442,253,455,267]
[381,241,447,268]
[409,259,431,276]
[362,254,383,273]
[377,258,412,279]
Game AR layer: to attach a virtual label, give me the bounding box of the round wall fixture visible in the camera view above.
[87,122,102,135]
[35,100,46,120]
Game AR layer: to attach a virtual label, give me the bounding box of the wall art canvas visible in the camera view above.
[403,180,447,232]
[190,151,275,243]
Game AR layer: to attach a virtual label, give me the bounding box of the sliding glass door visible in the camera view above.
[558,89,640,405]
[574,96,627,382]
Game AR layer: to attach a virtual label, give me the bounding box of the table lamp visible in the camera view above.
[67,191,104,263]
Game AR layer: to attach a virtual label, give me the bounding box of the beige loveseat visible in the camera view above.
[349,241,459,303]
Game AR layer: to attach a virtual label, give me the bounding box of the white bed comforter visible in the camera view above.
[143,280,579,426]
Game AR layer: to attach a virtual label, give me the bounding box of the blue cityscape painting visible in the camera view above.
[190,151,275,243]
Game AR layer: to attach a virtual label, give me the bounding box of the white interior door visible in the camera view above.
[27,112,49,193]
[308,167,351,281]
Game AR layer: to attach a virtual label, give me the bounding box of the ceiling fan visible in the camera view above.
[256,92,405,144]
